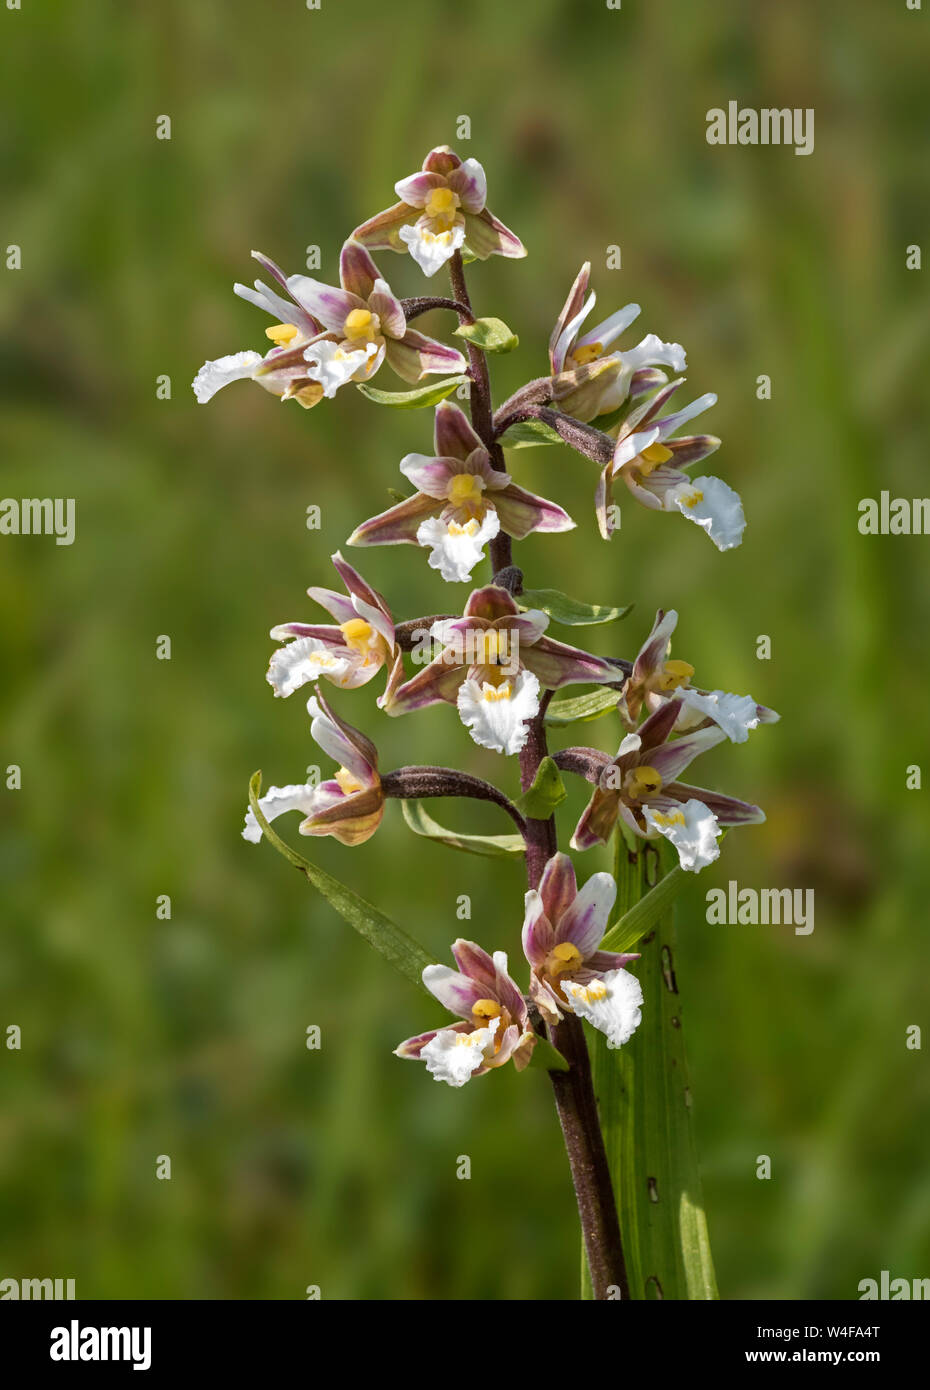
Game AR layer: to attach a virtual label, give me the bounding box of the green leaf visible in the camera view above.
[355,374,469,409]
[545,687,622,727]
[386,487,413,504]
[454,316,519,354]
[248,772,435,988]
[497,418,565,449]
[515,756,566,819]
[527,1035,570,1073]
[582,837,718,1301]
[599,864,687,954]
[400,799,525,858]
[519,588,633,627]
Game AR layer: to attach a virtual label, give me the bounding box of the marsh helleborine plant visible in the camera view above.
[196,144,777,1299]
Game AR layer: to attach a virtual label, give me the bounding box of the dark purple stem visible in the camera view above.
[493,403,615,465]
[381,765,527,838]
[401,295,472,322]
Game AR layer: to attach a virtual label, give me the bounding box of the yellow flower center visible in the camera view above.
[447,473,486,508]
[625,765,663,800]
[678,486,704,509]
[482,679,513,702]
[577,979,608,1003]
[650,809,686,829]
[448,519,480,537]
[655,658,694,692]
[545,942,584,978]
[340,617,376,657]
[471,998,501,1021]
[474,628,505,664]
[265,323,300,346]
[343,308,379,342]
[335,766,363,795]
[424,186,460,226]
[638,441,674,477]
[572,341,603,366]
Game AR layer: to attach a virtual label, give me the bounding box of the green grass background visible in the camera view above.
[1,0,928,1299]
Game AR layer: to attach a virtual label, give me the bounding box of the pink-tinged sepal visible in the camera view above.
[493,483,575,538]
[338,240,380,300]
[464,208,527,260]
[521,636,618,690]
[348,493,439,547]
[665,783,766,825]
[352,200,417,250]
[435,399,484,459]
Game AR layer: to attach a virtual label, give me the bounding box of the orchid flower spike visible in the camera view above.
[352,145,525,277]
[522,853,643,1049]
[349,400,573,582]
[395,940,536,1086]
[243,688,383,847]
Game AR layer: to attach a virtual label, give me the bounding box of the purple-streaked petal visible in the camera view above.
[338,240,379,299]
[463,208,527,260]
[648,725,727,783]
[422,964,484,1018]
[654,392,717,439]
[233,278,321,340]
[493,483,575,538]
[369,278,407,338]
[395,1022,469,1059]
[434,399,484,460]
[394,170,445,207]
[387,654,467,714]
[664,782,766,825]
[636,697,685,753]
[330,552,391,628]
[285,276,363,333]
[549,263,592,373]
[570,787,621,852]
[632,609,678,684]
[587,950,640,973]
[352,201,418,251]
[667,434,721,468]
[348,492,439,546]
[629,367,670,399]
[422,146,461,175]
[269,621,343,643]
[398,453,457,499]
[304,587,356,625]
[446,158,487,212]
[522,889,556,969]
[576,303,641,353]
[509,609,550,646]
[537,852,578,928]
[391,328,467,378]
[521,636,619,689]
[557,872,617,958]
[307,690,378,779]
[450,939,498,992]
[465,586,519,621]
[491,949,529,1026]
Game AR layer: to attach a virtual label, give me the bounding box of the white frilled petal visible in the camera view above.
[416,511,501,583]
[399,219,466,277]
[456,669,541,756]
[668,475,745,550]
[242,783,320,843]
[266,636,357,697]
[561,968,644,1050]
[619,333,687,375]
[421,1019,499,1087]
[643,798,721,872]
[679,688,763,743]
[192,351,264,403]
[303,339,379,398]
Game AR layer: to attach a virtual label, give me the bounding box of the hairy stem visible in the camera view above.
[381,766,527,837]
[401,295,471,322]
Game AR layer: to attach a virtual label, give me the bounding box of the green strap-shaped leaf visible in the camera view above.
[599,863,687,954]
[515,755,566,819]
[497,418,565,449]
[583,837,718,1300]
[454,316,519,353]
[355,374,469,409]
[400,799,525,858]
[526,1035,570,1074]
[519,588,633,626]
[545,687,622,727]
[248,772,435,988]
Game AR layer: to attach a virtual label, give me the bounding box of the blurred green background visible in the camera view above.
[1,0,928,1300]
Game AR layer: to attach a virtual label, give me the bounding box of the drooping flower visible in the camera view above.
[192,251,327,407]
[388,585,619,755]
[569,698,765,871]
[621,609,780,740]
[352,146,525,277]
[266,552,403,708]
[522,853,643,1048]
[348,401,574,582]
[243,689,383,847]
[596,379,744,550]
[395,940,536,1086]
[548,262,686,422]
